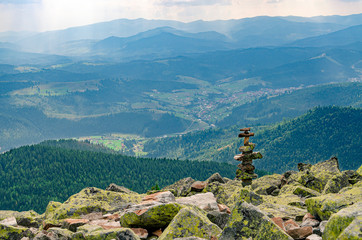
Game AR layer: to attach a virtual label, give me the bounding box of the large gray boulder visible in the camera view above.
[219,201,293,240]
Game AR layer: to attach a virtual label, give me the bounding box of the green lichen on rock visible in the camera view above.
[356,165,362,176]
[305,187,362,221]
[309,157,341,191]
[280,183,320,198]
[204,180,245,206]
[323,173,351,194]
[258,202,307,220]
[47,227,74,239]
[219,201,293,240]
[85,228,140,240]
[251,174,282,195]
[322,202,362,240]
[43,187,143,224]
[120,203,182,229]
[162,177,195,197]
[0,210,40,228]
[336,215,362,240]
[158,206,221,240]
[262,194,304,208]
[0,224,33,240]
[76,224,103,234]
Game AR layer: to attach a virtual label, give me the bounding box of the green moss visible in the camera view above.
[159,206,221,240]
[306,187,362,221]
[280,184,320,198]
[322,202,362,240]
[120,203,182,229]
[323,173,351,194]
[43,188,143,224]
[219,201,292,240]
[337,216,362,240]
[0,224,32,239]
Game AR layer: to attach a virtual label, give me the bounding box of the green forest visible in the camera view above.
[0,144,264,213]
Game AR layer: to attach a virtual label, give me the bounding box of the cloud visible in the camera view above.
[0,0,40,4]
[159,0,231,7]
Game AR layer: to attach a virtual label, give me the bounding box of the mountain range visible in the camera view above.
[0,14,361,152]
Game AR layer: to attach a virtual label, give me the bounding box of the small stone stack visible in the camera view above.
[234,127,263,186]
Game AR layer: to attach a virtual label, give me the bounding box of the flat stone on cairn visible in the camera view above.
[234,127,263,186]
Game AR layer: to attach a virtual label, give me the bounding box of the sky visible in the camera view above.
[0,0,361,32]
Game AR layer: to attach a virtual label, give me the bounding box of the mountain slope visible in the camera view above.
[290,24,362,47]
[143,106,362,173]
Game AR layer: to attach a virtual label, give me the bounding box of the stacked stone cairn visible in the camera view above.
[234,127,263,186]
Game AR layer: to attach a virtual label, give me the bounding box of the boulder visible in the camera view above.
[206,173,225,184]
[0,210,40,228]
[306,234,322,240]
[322,173,351,194]
[342,170,362,185]
[280,184,320,198]
[43,187,143,224]
[206,211,230,229]
[120,203,182,229]
[356,165,362,176]
[141,191,175,204]
[190,181,207,192]
[219,201,293,240]
[47,227,74,239]
[262,194,305,208]
[77,224,103,234]
[62,219,89,232]
[0,224,34,239]
[322,201,362,239]
[162,177,195,197]
[204,180,245,206]
[251,174,282,195]
[305,187,362,220]
[176,192,219,212]
[84,228,141,240]
[0,217,17,227]
[298,163,312,172]
[286,226,313,239]
[158,206,221,240]
[106,183,138,194]
[258,203,307,221]
[309,157,341,191]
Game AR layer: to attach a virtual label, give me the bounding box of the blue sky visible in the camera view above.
[0,0,361,32]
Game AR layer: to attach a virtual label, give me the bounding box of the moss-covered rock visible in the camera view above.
[120,203,182,229]
[0,210,40,228]
[76,224,103,234]
[262,194,305,208]
[280,184,320,198]
[323,173,351,194]
[305,187,362,221]
[356,165,362,176]
[43,187,143,224]
[162,177,195,197]
[47,227,74,239]
[203,180,244,206]
[251,174,282,195]
[0,224,34,239]
[336,215,362,240]
[258,202,308,221]
[322,202,362,240]
[84,228,140,240]
[309,157,341,191]
[219,201,293,240]
[158,206,221,240]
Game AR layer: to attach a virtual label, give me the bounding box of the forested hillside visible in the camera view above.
[144,106,362,172]
[0,144,251,213]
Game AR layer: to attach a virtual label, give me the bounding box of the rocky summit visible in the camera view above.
[0,157,361,240]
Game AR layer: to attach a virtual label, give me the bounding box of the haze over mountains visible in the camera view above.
[0,14,361,152]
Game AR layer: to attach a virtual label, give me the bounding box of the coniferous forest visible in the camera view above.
[0,144,268,213]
